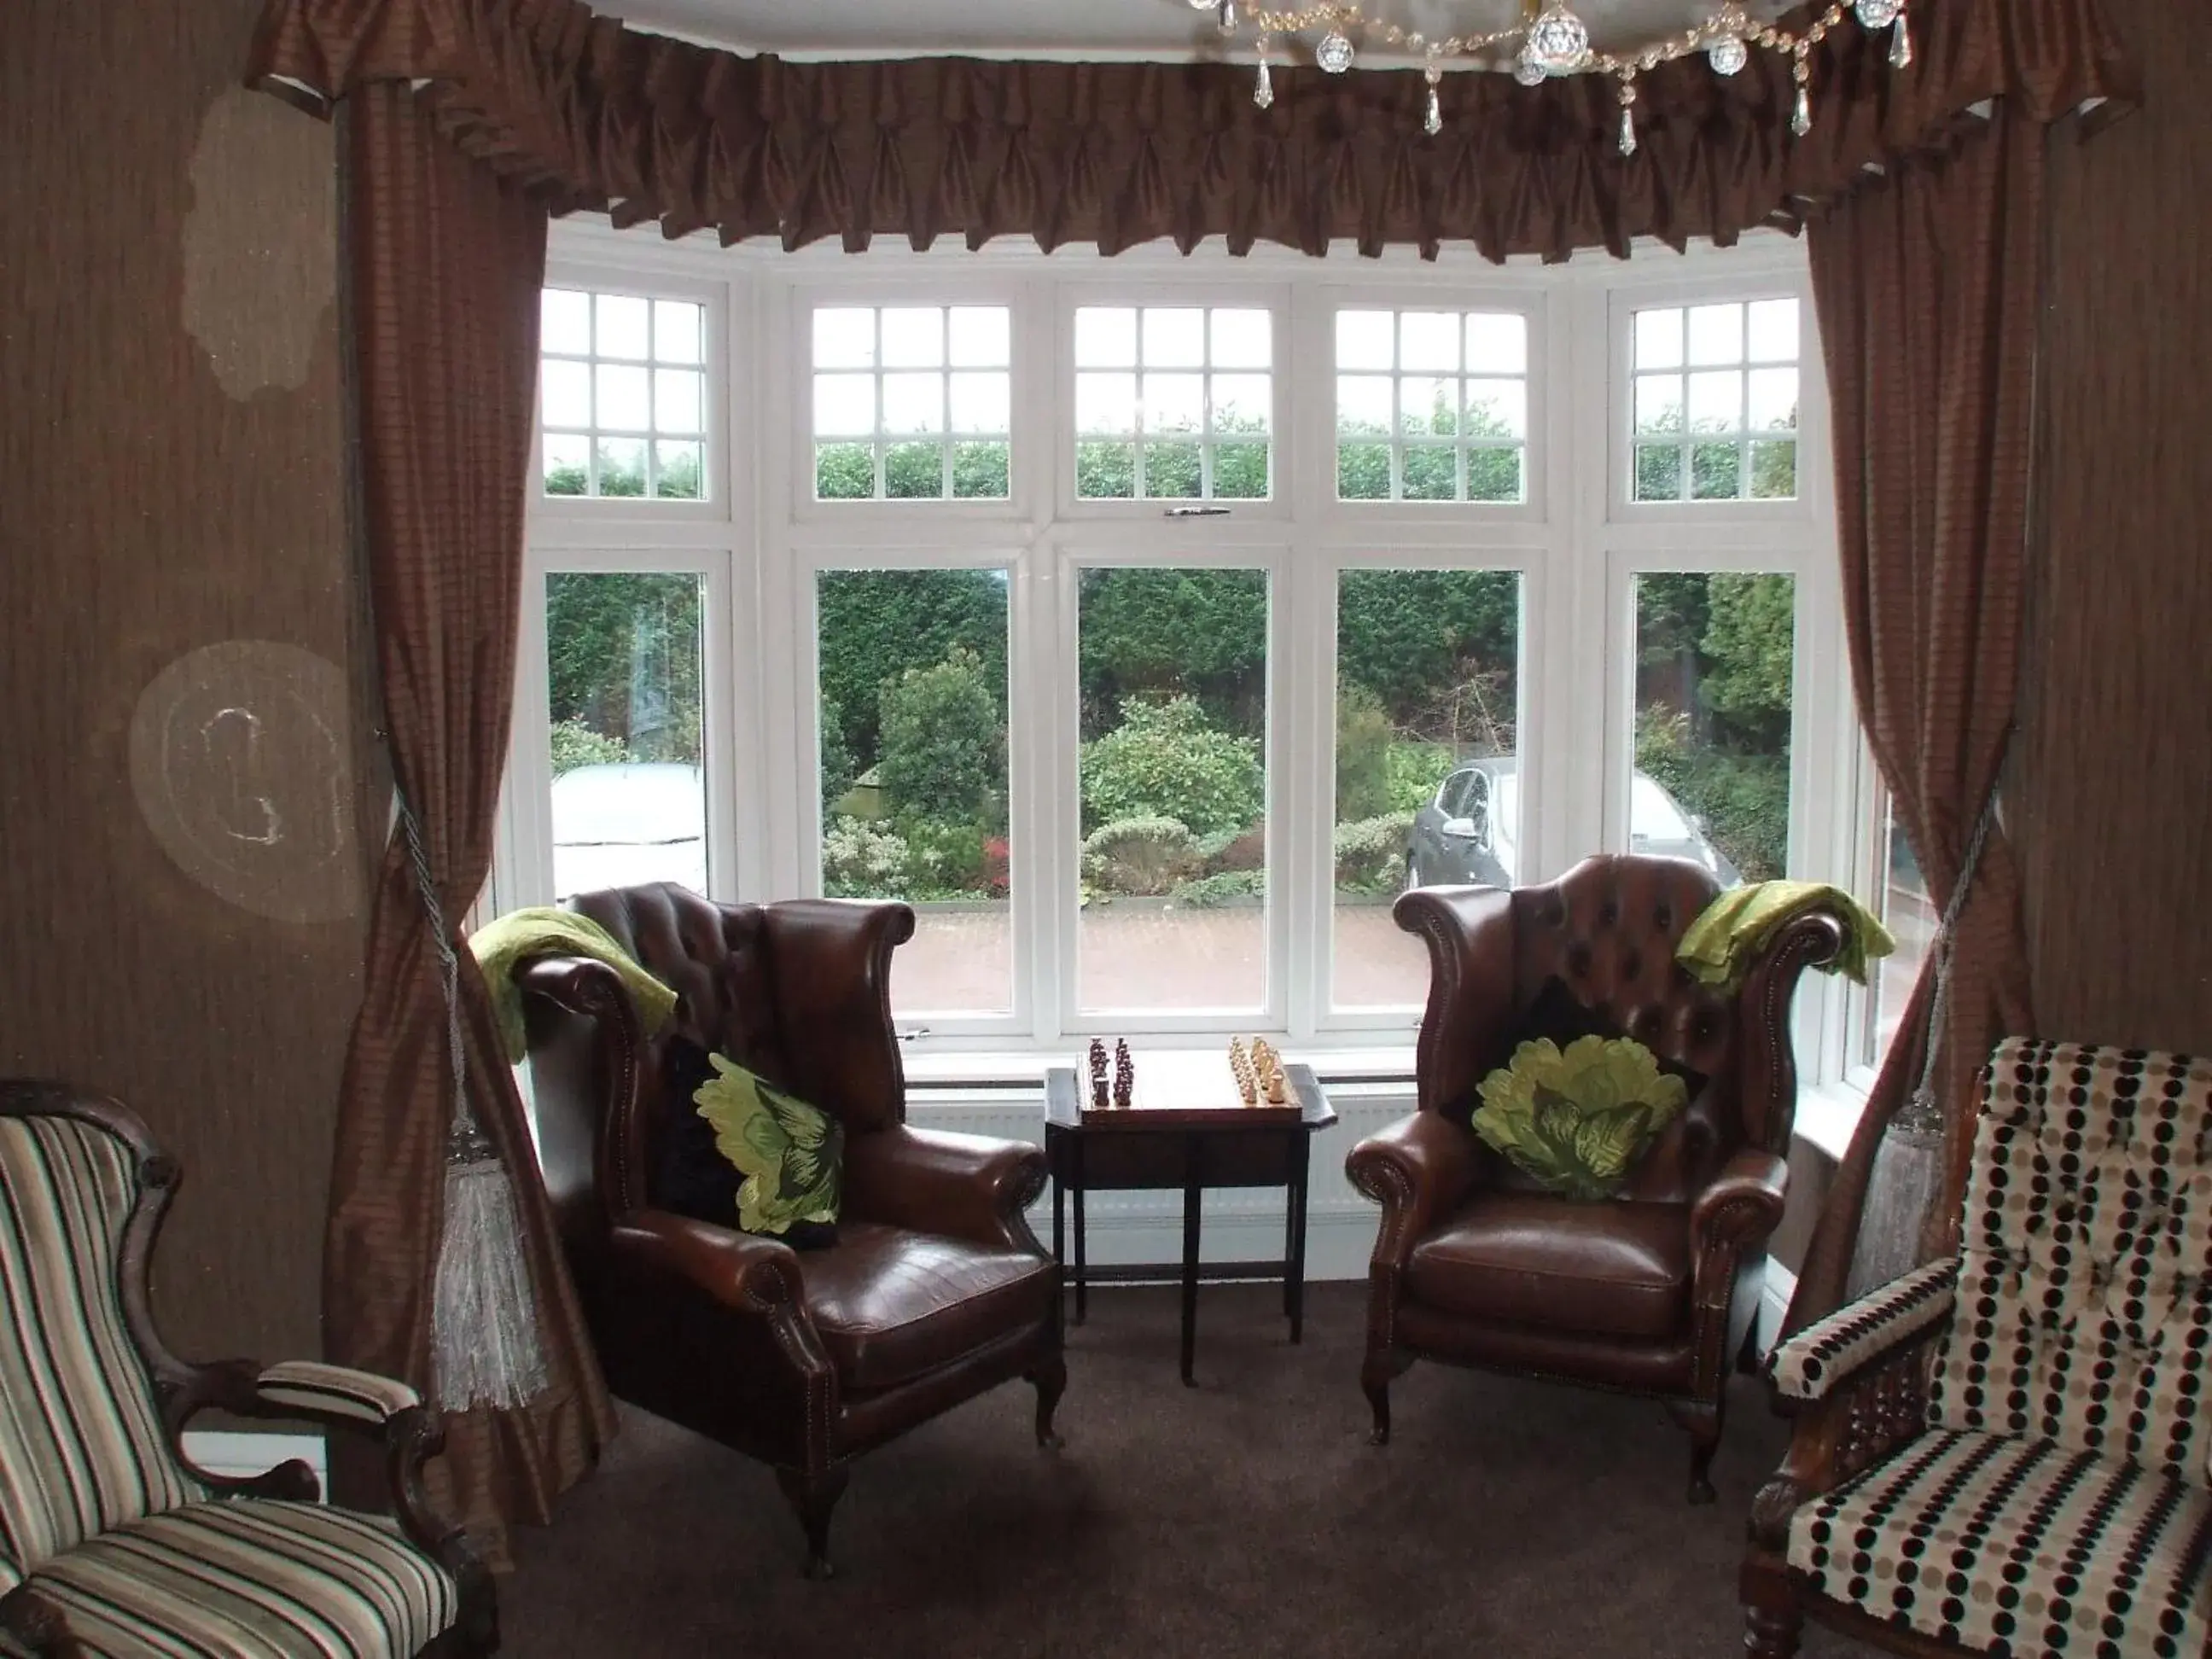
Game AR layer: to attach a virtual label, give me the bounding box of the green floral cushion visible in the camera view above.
[1471,1035,1690,1202]
[692,1054,844,1237]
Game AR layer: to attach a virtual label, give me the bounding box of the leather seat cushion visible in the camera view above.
[800,1221,1054,1392]
[1405,1191,1691,1341]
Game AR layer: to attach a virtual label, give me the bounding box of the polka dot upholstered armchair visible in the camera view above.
[0,1083,496,1659]
[1744,1039,2212,1659]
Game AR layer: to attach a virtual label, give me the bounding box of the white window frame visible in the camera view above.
[502,221,1881,1095]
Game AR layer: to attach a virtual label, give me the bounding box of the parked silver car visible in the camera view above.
[1405,756,1742,890]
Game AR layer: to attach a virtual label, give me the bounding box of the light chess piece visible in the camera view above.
[1112,1039,1134,1109]
[1265,1063,1288,1105]
[1229,1037,1257,1104]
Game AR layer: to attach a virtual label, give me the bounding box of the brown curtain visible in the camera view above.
[1785,106,2047,1324]
[251,0,2132,262]
[330,81,613,1559]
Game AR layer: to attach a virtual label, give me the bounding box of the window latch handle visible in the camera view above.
[1162,505,1231,518]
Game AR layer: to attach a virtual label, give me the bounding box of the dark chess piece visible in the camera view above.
[1089,1038,1111,1108]
[1112,1039,1134,1109]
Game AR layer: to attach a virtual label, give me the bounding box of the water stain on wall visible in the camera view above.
[182,85,337,399]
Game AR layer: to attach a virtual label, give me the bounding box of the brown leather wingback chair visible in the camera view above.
[1345,855,1845,1502]
[515,883,1064,1577]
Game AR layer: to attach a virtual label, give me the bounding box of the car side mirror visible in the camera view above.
[1442,815,1491,853]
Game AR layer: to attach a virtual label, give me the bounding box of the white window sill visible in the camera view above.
[1793,1074,1871,1162]
[902,1042,1417,1091]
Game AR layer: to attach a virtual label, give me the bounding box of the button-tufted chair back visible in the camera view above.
[1507,855,1740,1202]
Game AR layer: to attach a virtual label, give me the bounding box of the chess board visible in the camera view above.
[1070,1047,1308,1128]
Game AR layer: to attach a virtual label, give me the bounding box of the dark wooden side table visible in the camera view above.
[1044,1060,1337,1385]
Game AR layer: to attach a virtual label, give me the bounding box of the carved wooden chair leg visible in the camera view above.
[1669,1397,1722,1505]
[1740,1558,1804,1658]
[1029,1350,1068,1449]
[1361,1350,1403,1447]
[775,1464,851,1580]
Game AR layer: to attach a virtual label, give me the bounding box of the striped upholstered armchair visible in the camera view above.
[1743,1039,2212,1657]
[0,1083,495,1657]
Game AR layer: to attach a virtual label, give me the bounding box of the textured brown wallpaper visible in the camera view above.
[0,3,369,1359]
[2017,0,2212,1055]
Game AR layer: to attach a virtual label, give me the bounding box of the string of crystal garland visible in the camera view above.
[1196,0,1912,151]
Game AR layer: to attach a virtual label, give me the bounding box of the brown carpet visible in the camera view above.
[504,1284,1856,1657]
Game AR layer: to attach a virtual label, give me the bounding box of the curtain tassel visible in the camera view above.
[1842,766,2004,1298]
[398,791,551,1412]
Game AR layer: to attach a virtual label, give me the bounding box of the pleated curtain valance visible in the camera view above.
[247,0,2134,261]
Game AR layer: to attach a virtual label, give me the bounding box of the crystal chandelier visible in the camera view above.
[1193,0,1913,150]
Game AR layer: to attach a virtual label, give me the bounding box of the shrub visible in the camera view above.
[550,719,629,775]
[1169,870,1266,908]
[980,836,1010,899]
[877,647,1003,824]
[1080,696,1263,841]
[1334,812,1415,895]
[1335,684,1395,821]
[818,695,857,817]
[821,817,910,898]
[899,815,987,894]
[1384,740,1458,815]
[1199,823,1266,875]
[1081,816,1202,897]
[1635,707,1788,882]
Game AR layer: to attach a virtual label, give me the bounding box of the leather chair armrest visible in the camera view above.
[1691,1147,1790,1250]
[1392,886,1520,1122]
[515,952,640,1031]
[1346,1111,1481,1269]
[842,1125,1049,1252]
[608,1207,812,1321]
[1732,907,1848,1148]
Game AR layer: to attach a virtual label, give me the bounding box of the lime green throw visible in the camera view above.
[692,1054,844,1236]
[1473,1036,1690,1202]
[1676,880,1895,992]
[469,907,678,1063]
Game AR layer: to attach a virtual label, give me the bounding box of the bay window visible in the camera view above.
[498,225,1882,1088]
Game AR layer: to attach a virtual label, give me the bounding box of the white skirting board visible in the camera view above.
[1759,1258,1797,1358]
[181,1431,329,1492]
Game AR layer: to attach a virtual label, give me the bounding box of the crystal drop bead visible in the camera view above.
[1791,84,1813,135]
[1618,106,1638,155]
[1425,84,1443,135]
[1527,1,1590,71]
[1514,50,1549,87]
[1316,29,1355,73]
[1254,56,1274,108]
[1889,14,1913,67]
[1853,0,1901,26]
[1707,34,1749,76]
[1218,0,1237,32]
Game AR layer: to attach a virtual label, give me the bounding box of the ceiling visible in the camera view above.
[615,0,1792,64]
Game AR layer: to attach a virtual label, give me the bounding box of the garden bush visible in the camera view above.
[1333,812,1415,895]
[821,817,910,898]
[1199,823,1266,875]
[1384,739,1458,815]
[1169,870,1266,908]
[876,647,1003,824]
[1081,816,1202,897]
[1635,707,1788,882]
[1080,696,1263,841]
[898,816,988,895]
[1335,684,1395,821]
[550,719,628,776]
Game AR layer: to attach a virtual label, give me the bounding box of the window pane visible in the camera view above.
[1075,307,1138,367]
[952,441,1010,498]
[1336,309,1394,370]
[1747,367,1799,432]
[948,371,1010,434]
[596,437,646,497]
[1870,808,1932,1065]
[1400,376,1457,439]
[1750,439,1797,500]
[1634,443,1684,502]
[543,434,589,495]
[879,306,945,369]
[654,368,702,435]
[1465,378,1526,440]
[1691,442,1742,499]
[541,359,591,429]
[1211,308,1272,369]
[654,441,702,500]
[595,364,650,433]
[1464,312,1527,375]
[654,300,703,364]
[948,306,1010,367]
[1339,442,1391,499]
[1635,374,1684,436]
[1076,371,1139,436]
[816,443,874,499]
[1402,445,1456,501]
[1143,307,1206,368]
[1747,298,1800,363]
[818,569,1012,1017]
[1078,568,1267,1014]
[814,307,876,369]
[1631,572,1794,885]
[1687,369,1741,433]
[543,288,592,356]
[1466,446,1522,504]
[813,373,876,437]
[1144,440,1202,498]
[1214,442,1268,499]
[1210,373,1271,434]
[545,573,706,901]
[596,294,650,361]
[1076,440,1136,498]
[1686,303,1743,366]
[1144,371,1204,434]
[881,371,946,434]
[883,442,943,498]
[1337,375,1394,435]
[1339,569,1522,1006]
[1633,306,1683,370]
[1400,311,1460,372]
